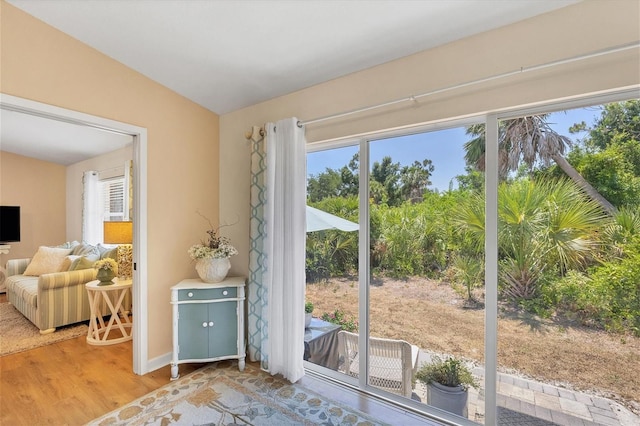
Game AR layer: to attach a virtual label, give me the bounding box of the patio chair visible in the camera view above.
[337,330,420,398]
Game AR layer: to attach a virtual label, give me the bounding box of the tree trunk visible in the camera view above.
[551,153,617,215]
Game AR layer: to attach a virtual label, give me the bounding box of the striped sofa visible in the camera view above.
[5,258,99,334]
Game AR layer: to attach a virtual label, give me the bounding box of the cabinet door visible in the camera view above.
[208,301,238,358]
[178,303,209,360]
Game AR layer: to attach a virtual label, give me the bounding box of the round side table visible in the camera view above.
[86,278,133,345]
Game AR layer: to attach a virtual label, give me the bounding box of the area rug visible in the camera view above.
[0,302,88,356]
[89,361,390,426]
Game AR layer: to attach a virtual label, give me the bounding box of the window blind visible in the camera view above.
[101,178,125,222]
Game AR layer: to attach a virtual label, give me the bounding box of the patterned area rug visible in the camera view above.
[89,361,390,426]
[0,302,88,356]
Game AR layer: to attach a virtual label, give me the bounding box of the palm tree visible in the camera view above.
[464,115,616,215]
[454,178,606,300]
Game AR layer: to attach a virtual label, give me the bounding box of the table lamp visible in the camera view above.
[103,221,133,279]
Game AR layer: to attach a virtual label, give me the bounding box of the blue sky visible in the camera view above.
[307,106,603,192]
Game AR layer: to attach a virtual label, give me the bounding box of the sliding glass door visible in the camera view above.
[305,93,639,426]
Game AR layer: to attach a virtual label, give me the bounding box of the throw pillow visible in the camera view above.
[23,246,73,276]
[70,243,100,261]
[69,256,95,271]
[56,241,80,249]
[60,255,81,272]
[98,244,118,260]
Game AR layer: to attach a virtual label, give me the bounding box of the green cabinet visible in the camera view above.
[170,277,246,379]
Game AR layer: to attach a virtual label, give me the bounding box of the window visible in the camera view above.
[82,162,132,245]
[101,177,125,222]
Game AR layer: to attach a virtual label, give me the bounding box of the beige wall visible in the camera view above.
[220,0,640,277]
[1,1,220,360]
[0,151,67,261]
[1,0,638,366]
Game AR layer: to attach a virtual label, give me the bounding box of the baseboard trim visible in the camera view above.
[146,351,172,373]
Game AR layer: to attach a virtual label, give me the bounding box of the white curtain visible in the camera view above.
[262,118,307,382]
[124,159,133,221]
[82,170,101,244]
[246,118,306,382]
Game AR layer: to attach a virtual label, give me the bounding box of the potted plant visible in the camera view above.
[305,301,314,328]
[94,258,118,285]
[415,356,478,417]
[188,214,238,283]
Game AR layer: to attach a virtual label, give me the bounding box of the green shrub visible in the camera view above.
[415,356,478,391]
[373,196,452,278]
[549,239,640,335]
[450,254,484,302]
[306,197,359,282]
[305,301,314,314]
[321,309,358,332]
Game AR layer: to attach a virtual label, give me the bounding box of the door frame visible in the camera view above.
[0,94,148,374]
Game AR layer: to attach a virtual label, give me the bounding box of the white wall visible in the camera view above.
[66,146,133,242]
[219,0,640,277]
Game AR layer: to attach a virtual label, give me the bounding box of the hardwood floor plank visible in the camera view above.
[0,332,202,425]
[1,291,436,425]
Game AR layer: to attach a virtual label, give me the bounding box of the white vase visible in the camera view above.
[305,312,312,328]
[195,257,231,283]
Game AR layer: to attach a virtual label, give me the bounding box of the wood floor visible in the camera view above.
[0,293,437,425]
[0,328,203,425]
[0,291,202,425]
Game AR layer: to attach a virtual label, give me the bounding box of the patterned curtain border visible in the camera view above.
[247,136,267,366]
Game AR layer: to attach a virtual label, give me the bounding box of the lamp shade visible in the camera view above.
[103,221,133,244]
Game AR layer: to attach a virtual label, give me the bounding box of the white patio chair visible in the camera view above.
[337,330,420,398]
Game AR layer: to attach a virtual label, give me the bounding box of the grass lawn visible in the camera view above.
[306,276,640,415]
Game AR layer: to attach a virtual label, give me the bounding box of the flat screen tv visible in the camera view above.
[0,206,21,243]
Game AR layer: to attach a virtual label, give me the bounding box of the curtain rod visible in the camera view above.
[244,41,638,138]
[295,41,639,128]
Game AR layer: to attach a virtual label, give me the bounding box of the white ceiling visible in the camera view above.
[1,0,578,165]
[1,108,134,165]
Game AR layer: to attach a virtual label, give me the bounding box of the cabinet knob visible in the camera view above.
[209,321,214,327]
[188,292,194,298]
[202,322,208,327]
[222,290,228,296]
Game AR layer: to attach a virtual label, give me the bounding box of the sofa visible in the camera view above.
[4,241,126,334]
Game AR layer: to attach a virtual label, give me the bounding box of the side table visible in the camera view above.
[86,278,132,345]
[304,317,341,370]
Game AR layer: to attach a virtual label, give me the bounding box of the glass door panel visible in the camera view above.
[495,102,640,424]
[305,145,360,373]
[367,127,485,422]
